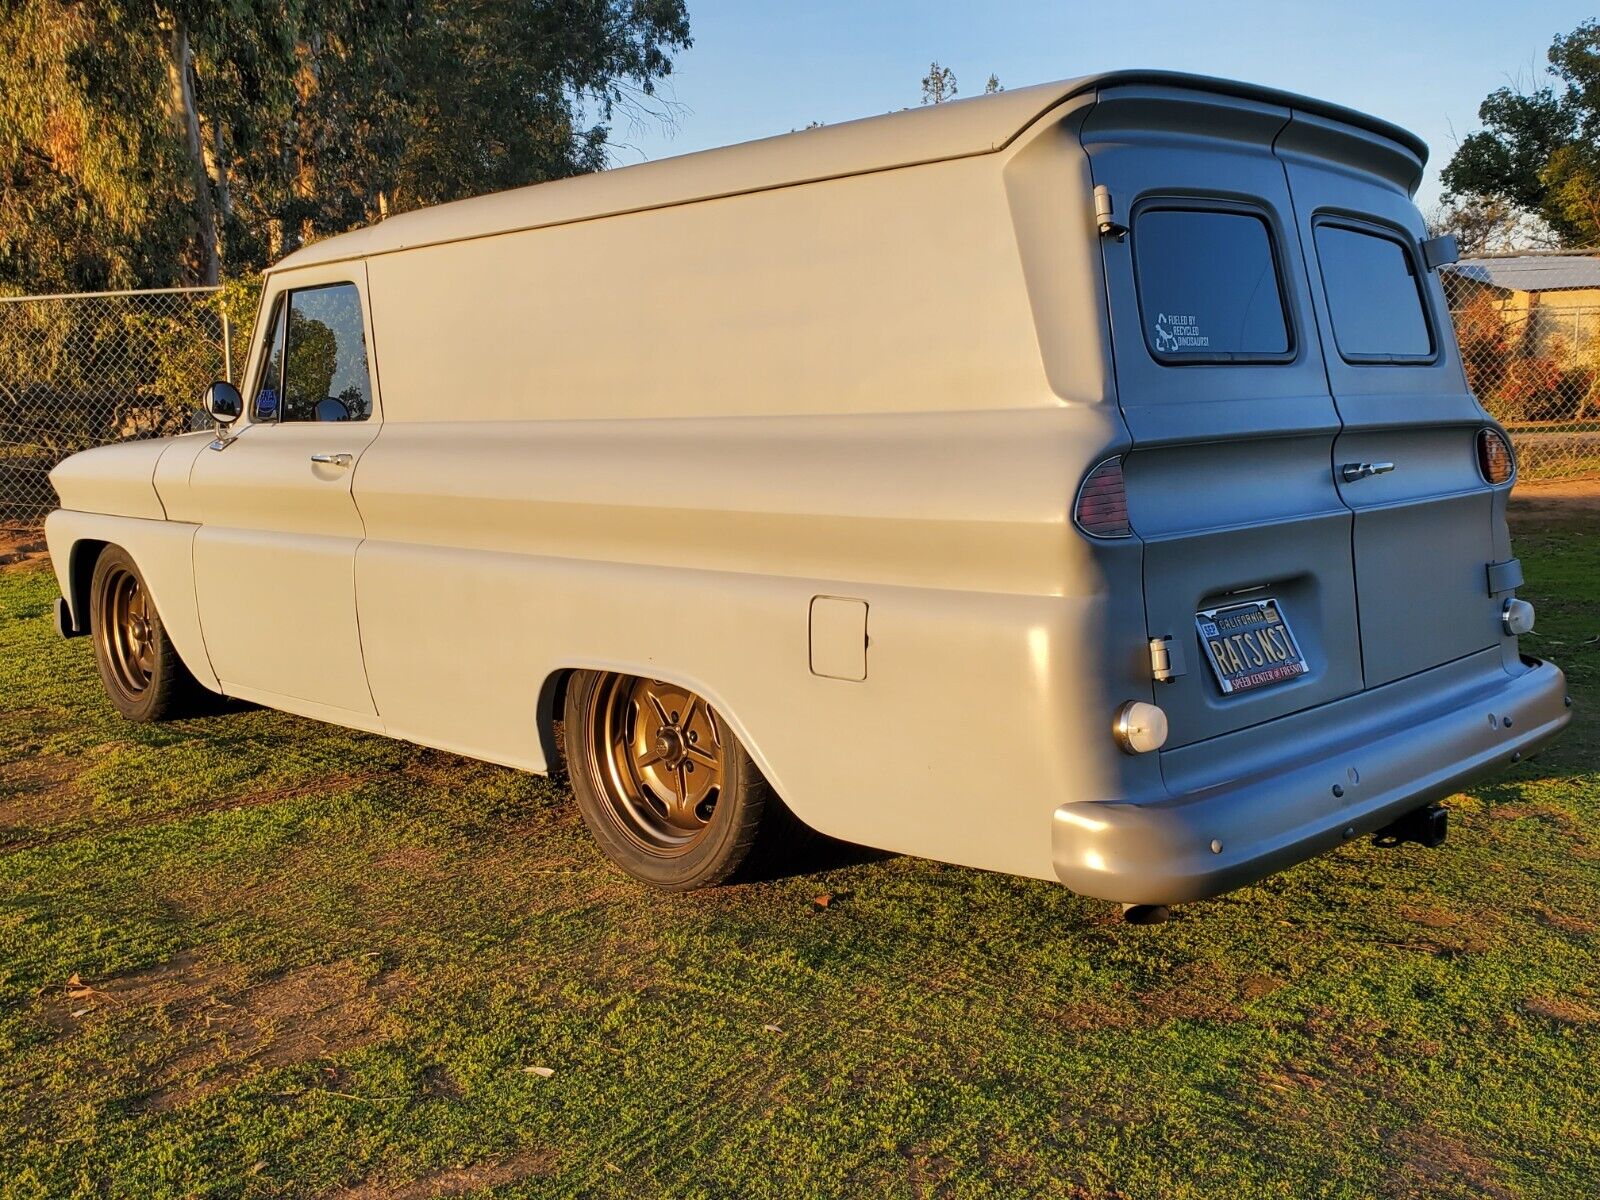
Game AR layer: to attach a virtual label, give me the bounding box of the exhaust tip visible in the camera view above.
[1120,903,1172,925]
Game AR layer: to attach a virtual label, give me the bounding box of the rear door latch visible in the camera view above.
[1340,461,1395,483]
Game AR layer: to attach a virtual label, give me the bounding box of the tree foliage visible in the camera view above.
[1441,19,1600,247]
[920,62,956,105]
[0,1,691,293]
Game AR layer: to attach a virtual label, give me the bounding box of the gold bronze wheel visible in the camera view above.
[581,675,727,857]
[88,546,202,723]
[95,561,156,702]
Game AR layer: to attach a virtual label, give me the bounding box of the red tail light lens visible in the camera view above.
[1075,457,1132,538]
[1477,428,1514,486]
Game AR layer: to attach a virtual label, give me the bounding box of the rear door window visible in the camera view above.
[1312,221,1433,362]
[1131,208,1292,363]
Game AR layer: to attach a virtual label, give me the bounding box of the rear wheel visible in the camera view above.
[564,670,787,889]
[89,546,201,722]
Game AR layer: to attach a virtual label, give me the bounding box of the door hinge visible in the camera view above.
[1486,558,1523,595]
[1150,635,1187,683]
[1094,185,1127,240]
[1420,233,1460,272]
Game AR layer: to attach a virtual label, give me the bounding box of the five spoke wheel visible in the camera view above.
[584,675,727,855]
[565,669,793,889]
[88,545,203,722]
[96,562,156,701]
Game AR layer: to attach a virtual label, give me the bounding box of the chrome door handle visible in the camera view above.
[310,452,353,468]
[1340,461,1395,483]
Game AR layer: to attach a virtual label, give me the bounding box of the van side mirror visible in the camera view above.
[313,396,351,422]
[202,380,243,425]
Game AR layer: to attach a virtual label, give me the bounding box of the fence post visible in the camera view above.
[222,312,233,384]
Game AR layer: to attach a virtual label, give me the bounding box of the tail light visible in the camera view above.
[1075,457,1132,538]
[1477,428,1514,485]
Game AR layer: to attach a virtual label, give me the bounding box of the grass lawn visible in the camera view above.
[0,510,1596,1200]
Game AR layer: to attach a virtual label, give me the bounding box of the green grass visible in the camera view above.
[1,512,1597,1199]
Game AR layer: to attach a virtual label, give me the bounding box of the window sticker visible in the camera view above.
[1153,313,1209,354]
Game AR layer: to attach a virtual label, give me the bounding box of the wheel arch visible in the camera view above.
[534,660,788,803]
[43,511,220,693]
[64,536,110,633]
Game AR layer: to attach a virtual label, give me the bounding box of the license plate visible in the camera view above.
[1195,598,1308,695]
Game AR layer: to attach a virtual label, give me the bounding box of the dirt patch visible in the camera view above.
[1398,905,1463,930]
[43,949,235,1036]
[1489,801,1597,857]
[0,526,48,570]
[1509,479,1600,517]
[3,769,383,855]
[1381,1125,1514,1200]
[50,951,413,1113]
[1522,994,1600,1025]
[0,754,81,842]
[325,1150,556,1200]
[401,749,502,791]
[142,957,412,1112]
[369,846,447,879]
[1534,905,1600,936]
[1053,964,1282,1031]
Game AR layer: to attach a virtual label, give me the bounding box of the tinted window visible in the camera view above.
[1133,209,1290,361]
[282,284,371,422]
[251,299,287,421]
[1313,223,1433,360]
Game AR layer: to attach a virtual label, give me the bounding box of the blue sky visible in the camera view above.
[610,0,1598,210]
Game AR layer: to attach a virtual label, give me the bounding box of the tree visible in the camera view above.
[1428,196,1556,258]
[985,73,1003,95]
[921,62,956,105]
[1441,19,1600,247]
[0,1,692,293]
[0,2,200,291]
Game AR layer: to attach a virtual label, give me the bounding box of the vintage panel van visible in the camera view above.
[45,71,1570,917]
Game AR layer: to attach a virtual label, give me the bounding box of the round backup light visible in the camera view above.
[1075,457,1132,538]
[1502,598,1535,637]
[1477,428,1515,486]
[1113,701,1168,755]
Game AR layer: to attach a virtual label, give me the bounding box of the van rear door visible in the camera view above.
[1083,86,1365,748]
[1277,114,1504,687]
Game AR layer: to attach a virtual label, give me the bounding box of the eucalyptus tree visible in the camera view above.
[0,0,691,292]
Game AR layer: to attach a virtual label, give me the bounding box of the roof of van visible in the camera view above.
[274,70,1428,271]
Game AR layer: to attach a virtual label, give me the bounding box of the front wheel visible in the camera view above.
[89,546,201,722]
[564,670,791,889]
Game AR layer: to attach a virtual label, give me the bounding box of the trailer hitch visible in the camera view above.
[1373,804,1448,849]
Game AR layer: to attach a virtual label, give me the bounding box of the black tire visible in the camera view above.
[564,669,793,890]
[89,545,203,722]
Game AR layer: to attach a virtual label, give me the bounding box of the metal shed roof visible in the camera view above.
[1447,255,1600,293]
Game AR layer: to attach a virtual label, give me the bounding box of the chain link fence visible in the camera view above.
[2,287,1597,532]
[1450,301,1600,484]
[0,288,229,530]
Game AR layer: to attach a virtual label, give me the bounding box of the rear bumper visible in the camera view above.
[1052,654,1571,904]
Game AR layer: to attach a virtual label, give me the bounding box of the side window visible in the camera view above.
[251,298,287,421]
[251,282,372,423]
[1131,207,1292,363]
[1312,221,1434,362]
[283,283,372,422]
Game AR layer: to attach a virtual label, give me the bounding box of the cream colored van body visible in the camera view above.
[46,72,1570,906]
